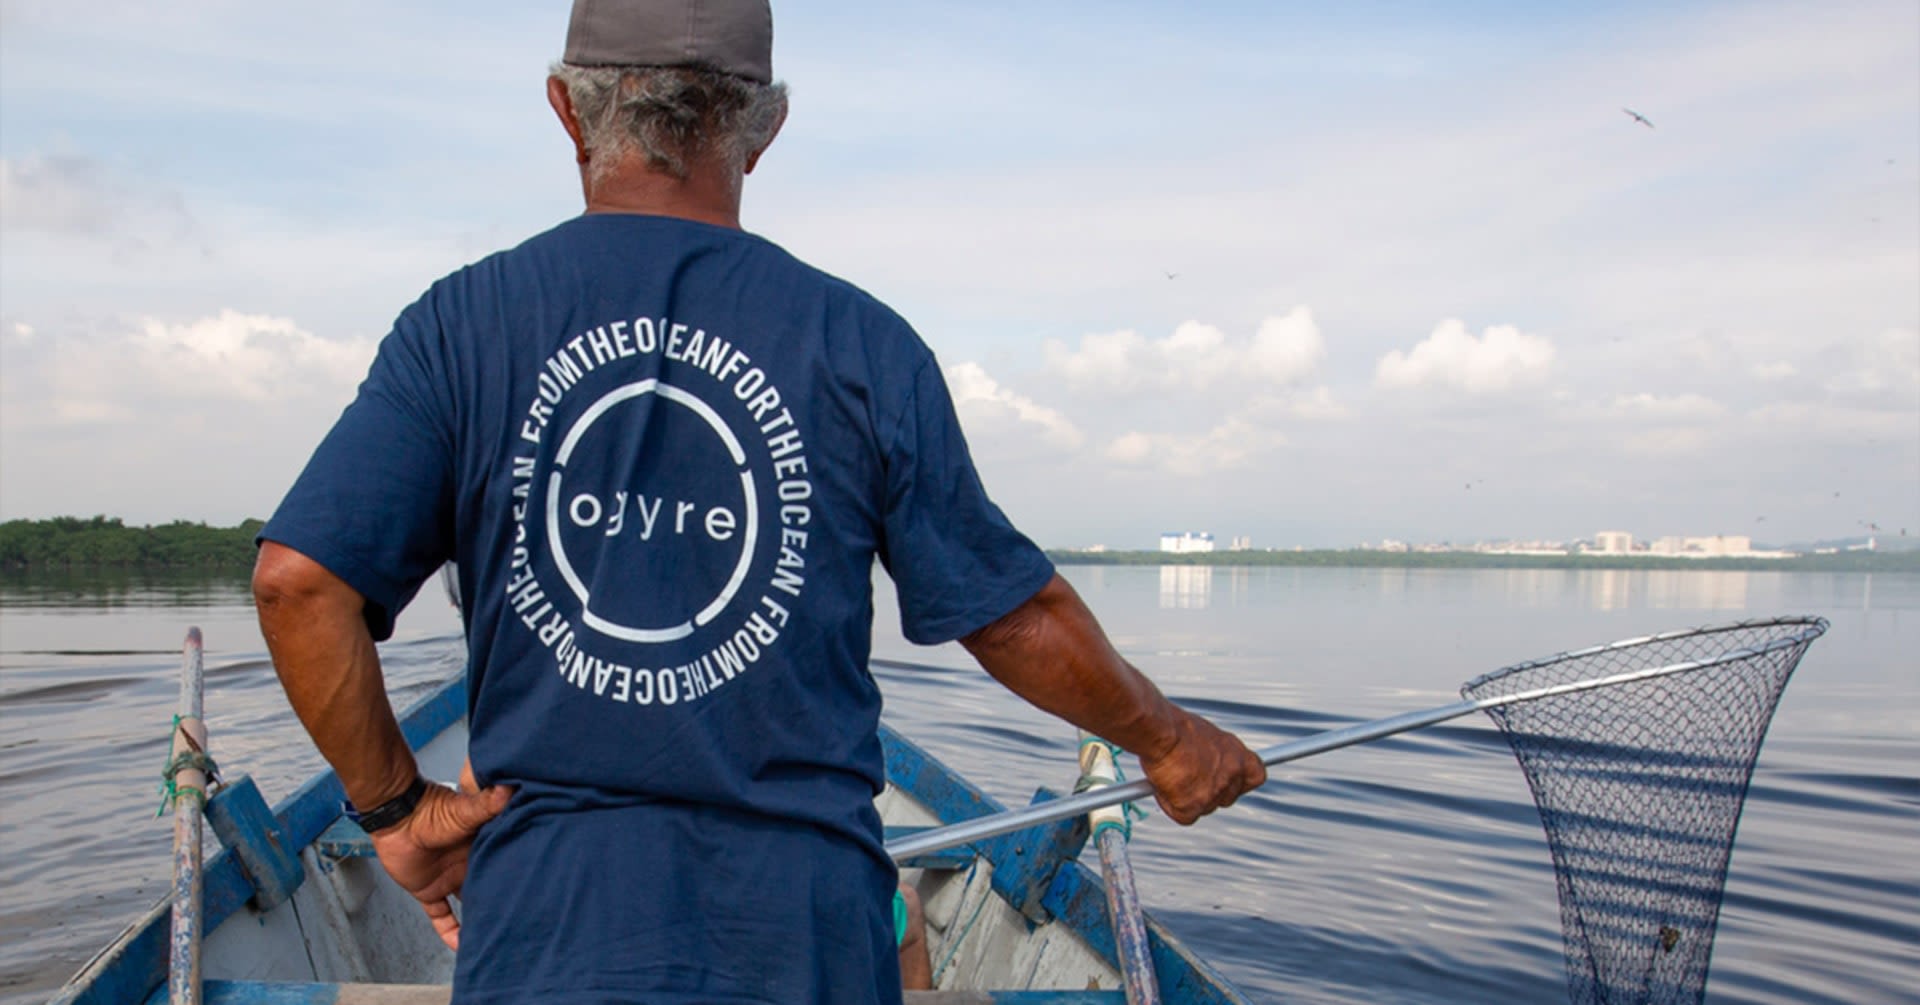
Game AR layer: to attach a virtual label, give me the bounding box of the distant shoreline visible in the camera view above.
[4,517,1914,574]
[1046,549,1920,574]
[0,517,262,572]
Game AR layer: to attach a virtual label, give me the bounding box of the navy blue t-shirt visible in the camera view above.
[262,214,1054,1004]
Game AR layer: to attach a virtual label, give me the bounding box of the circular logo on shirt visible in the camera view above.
[505,315,813,710]
[545,379,757,643]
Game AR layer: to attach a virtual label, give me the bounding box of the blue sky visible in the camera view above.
[3,1,1916,549]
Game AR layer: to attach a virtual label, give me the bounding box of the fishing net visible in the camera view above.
[1460,617,1826,1005]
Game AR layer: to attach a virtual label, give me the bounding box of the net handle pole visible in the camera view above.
[169,627,206,1005]
[888,699,1474,859]
[886,635,1803,862]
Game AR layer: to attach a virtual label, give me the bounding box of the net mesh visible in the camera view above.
[1460,617,1825,1005]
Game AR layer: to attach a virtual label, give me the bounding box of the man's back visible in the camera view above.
[264,211,1054,1002]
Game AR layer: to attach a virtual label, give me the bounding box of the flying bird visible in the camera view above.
[1623,107,1655,129]
[1164,271,1180,280]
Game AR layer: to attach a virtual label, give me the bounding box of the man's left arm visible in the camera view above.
[960,573,1267,825]
[253,541,509,950]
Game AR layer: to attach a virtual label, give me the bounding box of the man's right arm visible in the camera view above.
[253,541,509,949]
[958,573,1267,825]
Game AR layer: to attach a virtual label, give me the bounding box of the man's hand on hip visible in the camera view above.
[369,779,514,951]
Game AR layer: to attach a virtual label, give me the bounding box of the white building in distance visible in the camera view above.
[1650,535,1756,557]
[1593,530,1634,554]
[1160,532,1215,554]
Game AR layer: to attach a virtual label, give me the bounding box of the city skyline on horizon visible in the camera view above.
[1074,523,1903,553]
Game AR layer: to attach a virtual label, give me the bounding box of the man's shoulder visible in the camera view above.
[401,215,929,361]
[426,215,893,303]
[772,249,917,332]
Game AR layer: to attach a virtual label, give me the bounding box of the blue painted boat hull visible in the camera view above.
[52,674,1250,1004]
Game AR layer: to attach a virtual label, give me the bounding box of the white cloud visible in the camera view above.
[1104,431,1154,465]
[1375,319,1556,394]
[1605,392,1728,421]
[1750,361,1796,381]
[1269,386,1348,421]
[4,309,375,428]
[944,361,1084,450]
[1044,330,1152,392]
[1824,327,1920,395]
[0,310,379,522]
[1101,416,1285,475]
[1621,428,1719,456]
[1043,308,1326,395]
[1745,400,1918,439]
[1593,394,1731,455]
[1247,309,1328,385]
[138,310,375,402]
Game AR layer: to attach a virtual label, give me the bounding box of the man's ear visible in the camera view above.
[548,75,589,164]
[744,99,788,175]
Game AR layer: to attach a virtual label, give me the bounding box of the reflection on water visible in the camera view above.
[1159,564,1212,609]
[1357,568,1777,613]
[0,568,252,607]
[1577,569,1752,611]
[4,565,1916,1005]
[1351,572,1766,614]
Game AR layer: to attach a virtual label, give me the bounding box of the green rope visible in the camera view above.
[1073,737,1149,841]
[155,714,221,815]
[931,860,991,986]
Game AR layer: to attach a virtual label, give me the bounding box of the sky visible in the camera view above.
[2,1,1916,550]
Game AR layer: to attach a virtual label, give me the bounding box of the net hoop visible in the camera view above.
[1462,616,1827,1005]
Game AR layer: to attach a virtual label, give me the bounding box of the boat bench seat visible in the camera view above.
[194,981,1125,1003]
[317,817,976,870]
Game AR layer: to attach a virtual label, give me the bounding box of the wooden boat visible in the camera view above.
[52,671,1250,1004]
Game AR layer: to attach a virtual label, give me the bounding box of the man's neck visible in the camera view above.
[580,154,744,230]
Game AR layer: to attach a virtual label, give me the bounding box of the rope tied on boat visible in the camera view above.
[1074,737,1147,841]
[1461,617,1823,1005]
[156,713,221,815]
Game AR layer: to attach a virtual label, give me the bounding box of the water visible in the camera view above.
[1,566,1914,1004]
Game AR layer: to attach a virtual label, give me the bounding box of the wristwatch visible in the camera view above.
[347,774,431,834]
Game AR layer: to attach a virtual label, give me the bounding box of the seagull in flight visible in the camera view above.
[1623,107,1654,129]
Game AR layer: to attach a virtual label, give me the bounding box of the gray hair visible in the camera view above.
[551,62,788,181]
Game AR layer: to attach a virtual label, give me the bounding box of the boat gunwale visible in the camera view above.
[50,681,470,1005]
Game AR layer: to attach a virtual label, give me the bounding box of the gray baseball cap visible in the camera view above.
[564,0,774,84]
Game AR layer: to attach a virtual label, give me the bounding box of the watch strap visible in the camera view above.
[349,774,430,834]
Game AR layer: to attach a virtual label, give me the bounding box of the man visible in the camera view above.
[252,2,1267,1002]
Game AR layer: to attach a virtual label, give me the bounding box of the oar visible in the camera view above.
[167,628,209,1005]
[886,618,1822,861]
[1078,732,1160,1005]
